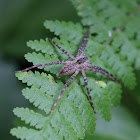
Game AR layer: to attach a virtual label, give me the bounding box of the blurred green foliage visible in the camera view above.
[84,107,140,140]
[0,0,79,139]
[0,0,79,58]
[0,0,140,140]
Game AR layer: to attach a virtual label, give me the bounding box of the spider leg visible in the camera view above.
[81,70,96,114]
[49,69,80,114]
[86,64,120,84]
[76,28,90,57]
[48,38,75,59]
[16,61,69,72]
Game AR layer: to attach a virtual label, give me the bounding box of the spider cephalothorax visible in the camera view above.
[59,56,89,75]
[17,28,120,114]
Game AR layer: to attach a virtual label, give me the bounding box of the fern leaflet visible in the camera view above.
[11,0,140,139]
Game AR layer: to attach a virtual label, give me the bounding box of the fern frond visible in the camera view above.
[13,107,47,129]
[106,81,122,107]
[25,52,61,74]
[109,0,138,13]
[10,127,41,140]
[11,125,62,140]
[80,77,110,121]
[14,71,97,139]
[50,111,79,140]
[27,39,56,56]
[43,20,136,89]
[22,87,53,114]
[16,71,63,96]
[70,0,140,70]
[44,20,84,44]
[99,46,136,89]
[68,81,96,134]
[12,0,139,139]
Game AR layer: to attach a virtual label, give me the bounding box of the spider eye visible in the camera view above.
[77,57,88,64]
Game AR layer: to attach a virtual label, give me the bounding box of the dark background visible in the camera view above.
[0,0,140,140]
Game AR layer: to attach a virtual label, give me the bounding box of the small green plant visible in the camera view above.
[11,0,140,139]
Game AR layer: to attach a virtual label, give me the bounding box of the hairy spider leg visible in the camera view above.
[49,70,80,114]
[87,64,120,84]
[76,28,90,57]
[17,27,120,116]
[16,61,69,72]
[81,70,96,113]
[48,38,75,59]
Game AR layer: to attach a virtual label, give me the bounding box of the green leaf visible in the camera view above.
[16,71,63,96]
[12,0,140,139]
[59,99,85,139]
[22,87,53,114]
[81,77,112,121]
[27,39,56,56]
[13,107,47,129]
[84,107,140,140]
[10,127,41,140]
[44,20,84,44]
[25,52,61,74]
[68,81,96,134]
[70,0,140,70]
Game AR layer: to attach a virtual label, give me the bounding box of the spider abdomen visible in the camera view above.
[59,63,79,75]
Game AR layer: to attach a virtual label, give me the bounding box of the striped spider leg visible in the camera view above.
[16,38,75,73]
[17,28,120,114]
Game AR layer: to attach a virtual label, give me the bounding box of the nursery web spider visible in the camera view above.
[17,28,120,114]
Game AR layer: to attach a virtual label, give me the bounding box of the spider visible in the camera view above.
[17,28,120,114]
